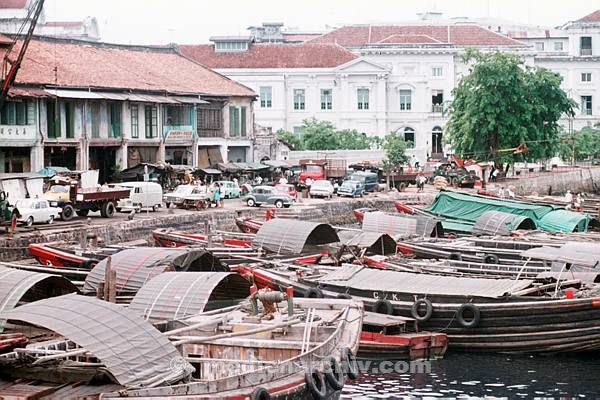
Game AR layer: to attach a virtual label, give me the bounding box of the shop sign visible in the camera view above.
[0,126,36,143]
[165,130,194,144]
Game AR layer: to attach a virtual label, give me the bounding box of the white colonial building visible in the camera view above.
[182,10,600,164]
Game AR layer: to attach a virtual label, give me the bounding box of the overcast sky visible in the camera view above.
[42,0,597,45]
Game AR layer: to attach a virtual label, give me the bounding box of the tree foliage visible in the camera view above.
[276,129,304,150]
[276,118,381,151]
[446,50,576,163]
[558,123,600,161]
[383,132,409,167]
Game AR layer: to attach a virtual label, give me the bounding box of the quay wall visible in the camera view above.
[0,193,433,262]
[510,167,600,195]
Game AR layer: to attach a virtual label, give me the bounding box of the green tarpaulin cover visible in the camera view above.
[427,190,594,233]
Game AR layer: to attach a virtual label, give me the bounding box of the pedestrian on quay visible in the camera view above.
[305,177,313,199]
[214,183,222,208]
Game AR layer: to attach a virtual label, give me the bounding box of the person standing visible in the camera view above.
[214,183,221,208]
[305,177,313,199]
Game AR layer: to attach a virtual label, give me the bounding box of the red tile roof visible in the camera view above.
[376,34,441,44]
[179,43,357,69]
[309,25,524,47]
[0,0,27,8]
[12,37,255,97]
[577,10,600,22]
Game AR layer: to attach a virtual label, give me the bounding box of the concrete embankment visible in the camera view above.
[0,192,434,262]
[510,167,600,195]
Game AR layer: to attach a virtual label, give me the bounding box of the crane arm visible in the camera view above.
[0,0,45,110]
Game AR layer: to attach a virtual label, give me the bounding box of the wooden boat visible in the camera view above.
[235,265,448,361]
[0,295,363,400]
[352,207,377,222]
[235,215,264,234]
[27,242,119,268]
[359,312,447,360]
[152,228,253,248]
[237,262,600,354]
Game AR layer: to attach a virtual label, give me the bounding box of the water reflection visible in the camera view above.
[343,352,600,398]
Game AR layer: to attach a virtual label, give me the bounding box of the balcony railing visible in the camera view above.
[431,104,444,113]
[198,129,225,138]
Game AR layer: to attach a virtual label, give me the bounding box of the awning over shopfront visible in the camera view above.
[217,162,270,174]
[44,89,206,104]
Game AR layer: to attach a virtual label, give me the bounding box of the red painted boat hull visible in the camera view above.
[28,243,97,268]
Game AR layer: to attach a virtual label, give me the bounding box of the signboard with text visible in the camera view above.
[0,125,37,145]
[165,130,194,144]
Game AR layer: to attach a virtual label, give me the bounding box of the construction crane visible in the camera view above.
[0,0,45,110]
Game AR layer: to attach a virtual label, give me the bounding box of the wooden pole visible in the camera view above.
[103,256,111,302]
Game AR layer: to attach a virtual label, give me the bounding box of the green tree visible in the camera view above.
[302,118,340,150]
[558,123,600,161]
[446,50,576,163]
[336,129,373,150]
[383,132,409,166]
[276,129,304,150]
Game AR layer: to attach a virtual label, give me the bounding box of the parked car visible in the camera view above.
[309,180,334,199]
[163,185,196,208]
[347,171,379,192]
[337,180,365,197]
[14,199,61,227]
[212,181,241,199]
[116,182,163,212]
[275,183,297,200]
[243,186,293,208]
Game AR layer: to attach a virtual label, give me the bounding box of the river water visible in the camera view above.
[342,352,600,398]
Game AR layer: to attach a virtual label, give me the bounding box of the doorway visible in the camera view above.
[89,147,117,184]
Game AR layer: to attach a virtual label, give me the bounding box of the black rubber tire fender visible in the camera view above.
[324,356,345,390]
[411,298,433,322]
[373,299,394,315]
[483,254,499,264]
[250,387,271,400]
[305,367,327,400]
[448,252,462,261]
[305,288,324,298]
[456,303,481,328]
[341,347,359,380]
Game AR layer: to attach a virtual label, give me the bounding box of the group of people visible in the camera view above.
[497,186,516,199]
[565,190,585,211]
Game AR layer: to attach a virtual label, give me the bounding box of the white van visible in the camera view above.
[116,182,163,212]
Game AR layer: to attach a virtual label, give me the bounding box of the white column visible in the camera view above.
[376,74,388,136]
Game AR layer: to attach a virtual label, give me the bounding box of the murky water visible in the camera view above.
[343,352,600,398]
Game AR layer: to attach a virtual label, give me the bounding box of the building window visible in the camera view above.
[554,42,564,51]
[260,86,272,108]
[64,101,75,139]
[241,106,247,137]
[581,96,593,115]
[432,67,443,77]
[404,127,415,148]
[227,106,247,137]
[197,106,223,136]
[320,89,332,110]
[1,101,32,126]
[46,100,60,138]
[399,89,412,111]
[130,104,139,138]
[580,37,592,56]
[535,42,544,51]
[144,105,157,138]
[293,89,305,110]
[357,88,369,110]
[432,90,444,113]
[432,126,443,155]
[108,102,121,138]
[582,73,592,82]
[90,102,101,138]
[165,105,191,125]
[215,41,249,52]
